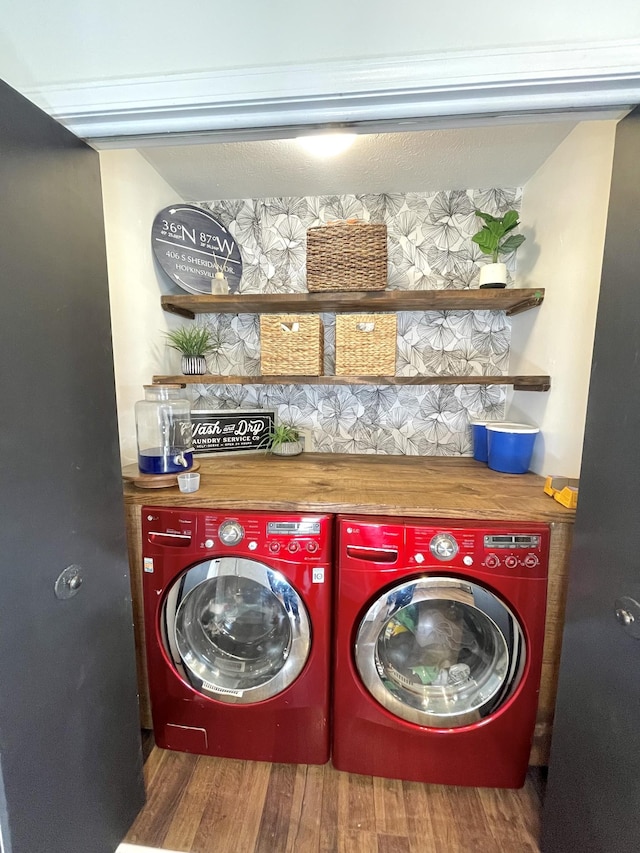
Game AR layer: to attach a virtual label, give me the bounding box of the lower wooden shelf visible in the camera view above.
[153,374,551,391]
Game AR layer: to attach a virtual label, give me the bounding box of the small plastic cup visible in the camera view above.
[177,471,200,493]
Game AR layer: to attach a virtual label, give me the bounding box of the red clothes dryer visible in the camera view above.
[142,507,332,764]
[332,515,550,788]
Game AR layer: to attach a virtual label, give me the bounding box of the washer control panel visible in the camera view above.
[142,507,331,563]
[218,519,245,546]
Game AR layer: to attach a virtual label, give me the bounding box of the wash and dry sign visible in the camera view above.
[191,410,275,455]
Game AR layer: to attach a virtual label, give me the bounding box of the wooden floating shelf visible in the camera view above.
[153,374,551,392]
[161,288,545,319]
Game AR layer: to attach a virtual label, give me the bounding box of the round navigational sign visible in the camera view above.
[152,204,243,294]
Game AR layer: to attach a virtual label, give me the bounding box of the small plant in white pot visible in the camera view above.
[165,325,213,375]
[268,423,303,457]
[472,209,526,288]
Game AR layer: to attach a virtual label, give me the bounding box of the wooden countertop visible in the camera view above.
[122,453,575,523]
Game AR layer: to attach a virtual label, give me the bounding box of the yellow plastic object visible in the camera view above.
[544,476,579,509]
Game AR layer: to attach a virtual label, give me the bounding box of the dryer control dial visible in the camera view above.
[218,520,245,546]
[429,533,458,561]
[485,553,500,569]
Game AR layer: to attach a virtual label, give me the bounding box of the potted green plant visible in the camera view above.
[165,325,213,375]
[471,209,526,288]
[267,423,303,457]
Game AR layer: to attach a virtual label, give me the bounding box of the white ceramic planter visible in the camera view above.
[181,354,207,375]
[271,440,303,457]
[479,262,507,288]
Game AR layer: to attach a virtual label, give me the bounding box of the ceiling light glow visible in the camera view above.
[297,133,357,158]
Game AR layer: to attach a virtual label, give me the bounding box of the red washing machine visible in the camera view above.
[142,507,332,764]
[332,515,550,788]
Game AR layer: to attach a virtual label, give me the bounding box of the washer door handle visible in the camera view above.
[147,531,192,547]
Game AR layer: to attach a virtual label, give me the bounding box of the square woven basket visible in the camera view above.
[306,220,387,292]
[335,313,397,376]
[260,314,324,375]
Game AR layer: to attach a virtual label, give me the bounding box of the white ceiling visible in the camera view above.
[136,120,583,201]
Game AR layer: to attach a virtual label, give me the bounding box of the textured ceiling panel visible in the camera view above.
[138,122,580,200]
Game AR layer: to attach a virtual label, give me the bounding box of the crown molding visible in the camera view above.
[29,39,640,141]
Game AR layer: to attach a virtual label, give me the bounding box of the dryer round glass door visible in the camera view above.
[354,577,525,727]
[162,557,311,703]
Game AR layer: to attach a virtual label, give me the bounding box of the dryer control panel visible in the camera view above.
[406,520,550,580]
[339,516,550,581]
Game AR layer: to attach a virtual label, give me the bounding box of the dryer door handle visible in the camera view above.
[345,545,398,563]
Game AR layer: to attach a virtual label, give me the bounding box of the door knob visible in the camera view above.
[614,597,640,639]
[616,608,634,626]
[54,565,84,600]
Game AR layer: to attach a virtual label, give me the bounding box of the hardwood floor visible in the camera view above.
[125,739,544,853]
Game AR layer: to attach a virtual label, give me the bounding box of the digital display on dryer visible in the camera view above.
[484,534,541,549]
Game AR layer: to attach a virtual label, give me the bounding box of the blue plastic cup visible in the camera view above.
[470,421,489,463]
[486,423,540,474]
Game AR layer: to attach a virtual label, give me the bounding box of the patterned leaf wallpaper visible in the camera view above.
[182,188,522,456]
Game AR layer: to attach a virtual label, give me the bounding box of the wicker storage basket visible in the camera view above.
[335,314,396,376]
[306,220,387,292]
[260,314,324,375]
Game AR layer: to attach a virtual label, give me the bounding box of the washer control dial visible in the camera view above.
[485,553,500,569]
[218,520,245,546]
[429,533,459,561]
[505,555,519,569]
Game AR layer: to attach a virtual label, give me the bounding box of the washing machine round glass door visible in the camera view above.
[354,576,525,727]
[161,557,311,704]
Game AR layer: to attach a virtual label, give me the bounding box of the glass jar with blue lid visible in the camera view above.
[135,384,193,475]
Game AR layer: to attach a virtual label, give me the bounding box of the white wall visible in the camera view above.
[508,120,617,477]
[100,121,618,471]
[100,149,184,465]
[1,1,639,87]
